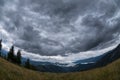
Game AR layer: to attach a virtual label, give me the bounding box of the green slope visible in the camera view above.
[0,57,120,80]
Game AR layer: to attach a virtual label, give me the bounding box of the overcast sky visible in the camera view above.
[0,0,120,56]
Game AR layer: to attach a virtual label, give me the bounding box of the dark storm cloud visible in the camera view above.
[0,0,120,56]
[29,0,97,22]
[80,12,120,50]
[0,0,4,6]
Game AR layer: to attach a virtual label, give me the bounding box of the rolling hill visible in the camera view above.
[0,56,120,80]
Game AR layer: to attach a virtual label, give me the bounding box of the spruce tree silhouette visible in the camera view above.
[16,50,21,64]
[0,39,2,56]
[7,46,15,62]
[25,58,30,68]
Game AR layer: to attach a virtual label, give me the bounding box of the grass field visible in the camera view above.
[0,57,120,80]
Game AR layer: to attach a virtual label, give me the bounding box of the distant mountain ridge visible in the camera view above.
[31,44,120,72]
[1,43,120,72]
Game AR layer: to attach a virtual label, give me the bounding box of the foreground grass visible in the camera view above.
[0,57,120,80]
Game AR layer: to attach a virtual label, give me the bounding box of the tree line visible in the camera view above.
[0,39,30,69]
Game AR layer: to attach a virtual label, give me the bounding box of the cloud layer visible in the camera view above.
[0,0,120,56]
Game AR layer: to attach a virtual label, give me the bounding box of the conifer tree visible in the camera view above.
[25,58,30,68]
[7,46,15,62]
[16,50,22,64]
[0,39,2,56]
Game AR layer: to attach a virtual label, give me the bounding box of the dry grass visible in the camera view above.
[0,57,120,80]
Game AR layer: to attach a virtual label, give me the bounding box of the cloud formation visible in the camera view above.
[0,0,120,56]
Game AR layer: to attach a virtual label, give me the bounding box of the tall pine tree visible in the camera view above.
[25,58,30,69]
[0,39,2,56]
[16,50,22,64]
[7,46,15,62]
